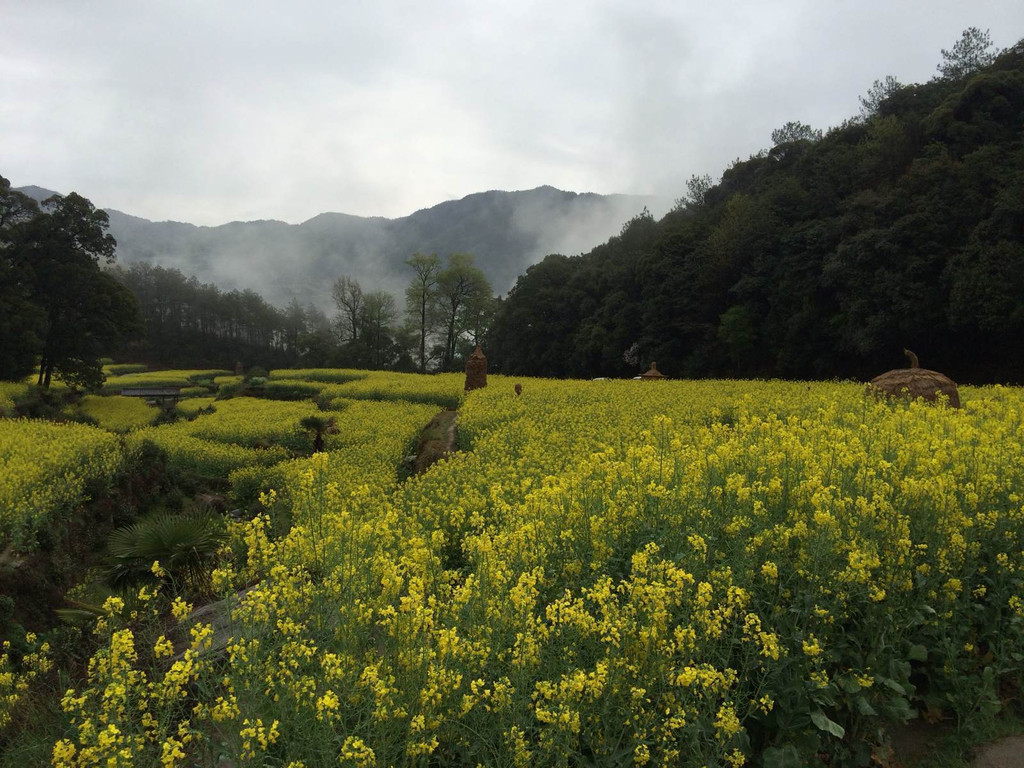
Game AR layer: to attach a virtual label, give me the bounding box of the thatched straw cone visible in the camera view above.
[868,349,960,408]
[464,345,488,392]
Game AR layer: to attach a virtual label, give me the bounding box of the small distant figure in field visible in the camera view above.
[465,344,488,392]
[639,361,667,380]
[235,361,244,376]
[868,348,960,408]
[514,383,523,397]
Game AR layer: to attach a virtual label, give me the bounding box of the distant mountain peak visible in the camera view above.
[13,182,671,311]
[13,185,61,203]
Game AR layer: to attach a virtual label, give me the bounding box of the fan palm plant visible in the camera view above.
[299,414,337,453]
[105,510,226,591]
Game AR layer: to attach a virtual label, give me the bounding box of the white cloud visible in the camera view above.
[2,0,1022,224]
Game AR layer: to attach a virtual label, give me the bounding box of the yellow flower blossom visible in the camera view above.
[802,635,823,657]
[153,635,174,659]
[170,597,192,623]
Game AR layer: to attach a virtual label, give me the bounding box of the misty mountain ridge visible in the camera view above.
[15,184,669,308]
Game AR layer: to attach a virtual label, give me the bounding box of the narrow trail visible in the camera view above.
[411,409,459,475]
[970,736,1024,768]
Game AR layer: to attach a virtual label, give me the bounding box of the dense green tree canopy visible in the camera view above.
[487,37,1024,383]
[434,253,494,371]
[0,180,140,386]
[113,262,309,369]
[0,177,43,379]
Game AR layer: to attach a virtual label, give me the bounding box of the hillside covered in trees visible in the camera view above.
[488,33,1024,384]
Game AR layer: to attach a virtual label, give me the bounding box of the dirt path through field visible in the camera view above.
[971,736,1024,767]
[412,409,458,475]
[891,722,1024,768]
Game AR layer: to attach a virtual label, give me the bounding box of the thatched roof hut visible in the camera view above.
[639,362,667,380]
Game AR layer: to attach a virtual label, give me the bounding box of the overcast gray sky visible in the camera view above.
[3,1,1022,226]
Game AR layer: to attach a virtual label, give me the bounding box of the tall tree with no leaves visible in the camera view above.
[404,252,441,372]
[361,290,399,369]
[331,275,363,344]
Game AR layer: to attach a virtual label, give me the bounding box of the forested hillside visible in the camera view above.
[488,37,1024,384]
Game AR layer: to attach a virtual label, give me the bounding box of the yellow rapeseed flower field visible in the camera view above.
[176,397,217,416]
[14,374,1024,767]
[75,395,158,432]
[102,369,230,393]
[269,368,367,383]
[271,368,465,408]
[126,397,329,477]
[101,364,147,377]
[0,419,129,550]
[319,371,465,408]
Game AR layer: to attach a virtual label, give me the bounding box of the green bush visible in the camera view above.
[215,382,242,400]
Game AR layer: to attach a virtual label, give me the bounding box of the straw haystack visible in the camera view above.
[464,345,488,391]
[869,349,960,408]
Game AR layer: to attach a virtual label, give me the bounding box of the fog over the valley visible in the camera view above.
[92,187,668,309]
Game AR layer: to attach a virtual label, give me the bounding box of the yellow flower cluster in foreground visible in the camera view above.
[0,633,52,730]
[0,419,129,549]
[29,376,1024,766]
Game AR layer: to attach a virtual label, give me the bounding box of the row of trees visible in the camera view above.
[1,177,140,387]
[0,174,497,382]
[330,252,495,372]
[109,254,496,374]
[112,263,306,369]
[486,31,1024,383]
